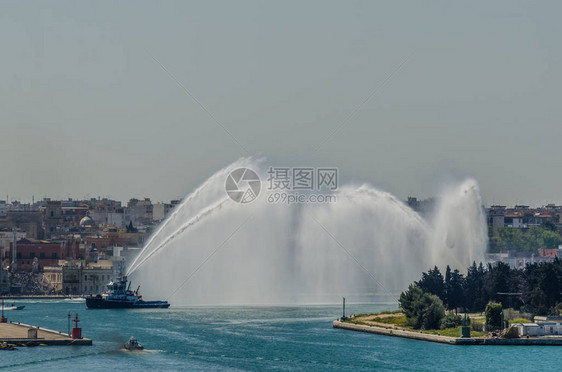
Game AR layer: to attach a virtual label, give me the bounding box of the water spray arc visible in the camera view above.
[129,158,487,306]
[127,197,231,275]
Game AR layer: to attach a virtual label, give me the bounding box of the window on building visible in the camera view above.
[40,253,45,259]
[51,252,57,259]
[30,252,35,259]
[50,211,54,217]
[84,275,87,281]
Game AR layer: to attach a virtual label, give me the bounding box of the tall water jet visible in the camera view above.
[426,179,488,269]
[129,158,488,305]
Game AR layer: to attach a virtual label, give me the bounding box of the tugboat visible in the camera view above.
[86,276,170,309]
[124,336,144,351]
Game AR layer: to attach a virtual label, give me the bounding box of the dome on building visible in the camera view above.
[80,215,96,227]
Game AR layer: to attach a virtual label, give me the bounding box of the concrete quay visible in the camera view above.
[0,321,92,346]
[333,320,562,346]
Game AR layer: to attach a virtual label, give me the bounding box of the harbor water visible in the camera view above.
[0,300,558,371]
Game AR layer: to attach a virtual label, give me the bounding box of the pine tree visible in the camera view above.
[415,266,445,303]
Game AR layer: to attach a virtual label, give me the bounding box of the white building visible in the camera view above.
[90,210,125,228]
[517,322,562,337]
[517,323,539,337]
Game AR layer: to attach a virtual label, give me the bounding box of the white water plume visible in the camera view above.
[128,157,487,305]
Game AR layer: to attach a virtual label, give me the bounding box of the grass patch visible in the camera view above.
[342,312,408,327]
[424,327,486,338]
[510,318,531,324]
[379,310,402,315]
[351,313,373,318]
[373,315,408,327]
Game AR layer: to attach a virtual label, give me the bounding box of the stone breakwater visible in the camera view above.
[0,322,92,346]
[332,320,562,346]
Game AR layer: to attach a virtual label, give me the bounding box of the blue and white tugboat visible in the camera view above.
[86,276,170,309]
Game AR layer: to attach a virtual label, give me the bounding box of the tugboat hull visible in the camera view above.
[86,297,170,309]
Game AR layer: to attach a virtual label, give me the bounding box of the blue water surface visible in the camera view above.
[0,300,559,371]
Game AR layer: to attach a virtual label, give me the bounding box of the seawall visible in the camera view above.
[333,320,562,346]
[0,321,92,346]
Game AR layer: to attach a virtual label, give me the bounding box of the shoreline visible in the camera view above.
[1,295,84,300]
[333,320,562,346]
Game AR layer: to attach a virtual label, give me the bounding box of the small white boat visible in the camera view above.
[3,304,25,310]
[124,336,144,351]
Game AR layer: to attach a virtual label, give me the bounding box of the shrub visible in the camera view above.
[399,285,445,330]
[471,321,485,332]
[399,285,424,329]
[485,302,503,331]
[423,294,446,330]
[441,313,462,329]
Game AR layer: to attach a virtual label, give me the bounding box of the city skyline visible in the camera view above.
[2,2,561,368]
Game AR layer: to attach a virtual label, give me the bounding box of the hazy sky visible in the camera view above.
[1,1,560,206]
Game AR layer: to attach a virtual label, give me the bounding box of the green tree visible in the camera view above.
[498,228,525,251]
[423,294,446,330]
[399,285,425,328]
[448,269,465,312]
[399,285,445,330]
[444,265,451,307]
[530,287,548,315]
[415,266,445,302]
[541,220,557,232]
[485,302,503,331]
[495,225,562,254]
[540,230,562,250]
[465,262,486,312]
[488,235,506,253]
[484,262,511,302]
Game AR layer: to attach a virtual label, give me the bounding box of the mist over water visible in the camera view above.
[128,158,487,306]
